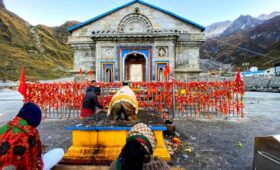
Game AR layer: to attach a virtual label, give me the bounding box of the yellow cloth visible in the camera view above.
[107,86,139,116]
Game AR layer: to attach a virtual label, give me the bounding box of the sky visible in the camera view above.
[5,0,280,27]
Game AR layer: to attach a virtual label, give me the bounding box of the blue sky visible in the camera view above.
[5,0,280,27]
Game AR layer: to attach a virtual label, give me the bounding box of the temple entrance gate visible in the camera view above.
[125,53,146,81]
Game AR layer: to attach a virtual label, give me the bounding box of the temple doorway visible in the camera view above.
[105,68,112,82]
[125,53,146,81]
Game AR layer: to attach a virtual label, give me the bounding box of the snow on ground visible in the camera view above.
[0,89,23,125]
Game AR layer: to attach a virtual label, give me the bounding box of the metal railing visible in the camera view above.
[25,80,245,119]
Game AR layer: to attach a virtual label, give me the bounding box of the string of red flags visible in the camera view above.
[24,80,245,117]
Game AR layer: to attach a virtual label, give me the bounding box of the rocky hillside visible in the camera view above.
[37,21,80,43]
[0,6,78,80]
[199,59,231,72]
[201,13,280,70]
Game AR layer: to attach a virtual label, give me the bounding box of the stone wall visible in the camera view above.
[71,2,201,37]
[72,43,96,71]
[191,76,280,92]
[244,76,280,92]
[174,33,203,81]
[68,1,204,81]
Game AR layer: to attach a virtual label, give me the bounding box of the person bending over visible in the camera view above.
[81,86,103,118]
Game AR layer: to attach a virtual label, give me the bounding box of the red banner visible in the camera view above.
[18,66,27,99]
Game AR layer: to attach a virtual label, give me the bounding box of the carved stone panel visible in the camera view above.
[118,13,153,33]
[123,20,147,33]
[75,55,95,69]
[176,53,189,68]
[175,47,199,69]
[74,45,96,71]
[101,46,114,58]
[157,47,168,57]
[187,48,199,69]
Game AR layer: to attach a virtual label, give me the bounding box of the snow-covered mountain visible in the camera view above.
[258,11,280,20]
[201,15,280,69]
[221,15,263,37]
[205,20,232,38]
[205,11,280,38]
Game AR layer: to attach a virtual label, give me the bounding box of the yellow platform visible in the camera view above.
[63,126,171,164]
[54,165,185,170]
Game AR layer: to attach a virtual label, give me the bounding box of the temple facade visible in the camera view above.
[68,0,205,82]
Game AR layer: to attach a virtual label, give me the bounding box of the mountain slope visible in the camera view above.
[205,20,232,38]
[201,15,280,69]
[52,21,80,42]
[258,11,280,20]
[221,15,263,37]
[37,21,80,43]
[0,8,76,80]
[200,59,231,72]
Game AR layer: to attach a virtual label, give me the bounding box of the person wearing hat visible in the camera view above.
[110,123,170,170]
[0,102,64,170]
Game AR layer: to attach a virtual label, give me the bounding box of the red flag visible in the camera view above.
[235,68,242,82]
[164,64,170,81]
[79,68,83,76]
[18,66,26,98]
[88,69,93,76]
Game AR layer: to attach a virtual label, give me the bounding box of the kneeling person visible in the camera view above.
[107,83,138,121]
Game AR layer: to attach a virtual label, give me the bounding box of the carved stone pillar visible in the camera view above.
[71,43,96,80]
[175,33,204,81]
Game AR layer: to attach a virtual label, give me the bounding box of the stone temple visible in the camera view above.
[68,0,205,82]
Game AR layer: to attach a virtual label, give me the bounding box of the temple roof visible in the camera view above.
[68,0,205,32]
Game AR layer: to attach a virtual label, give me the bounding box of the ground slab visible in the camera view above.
[81,108,165,126]
[1,91,279,169]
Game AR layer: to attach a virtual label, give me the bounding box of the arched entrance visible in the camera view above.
[158,67,165,82]
[125,53,146,81]
[105,68,112,82]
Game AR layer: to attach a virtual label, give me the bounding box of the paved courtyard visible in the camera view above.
[0,90,279,169]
